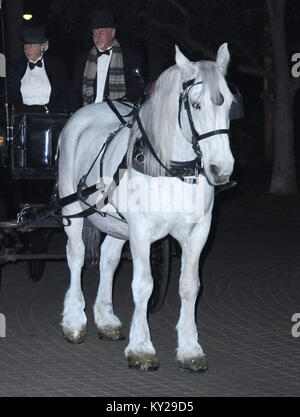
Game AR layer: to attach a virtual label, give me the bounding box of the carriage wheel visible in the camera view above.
[0,193,7,221]
[148,237,170,314]
[23,229,52,282]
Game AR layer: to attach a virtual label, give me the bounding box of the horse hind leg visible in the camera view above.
[94,235,126,340]
[61,217,87,344]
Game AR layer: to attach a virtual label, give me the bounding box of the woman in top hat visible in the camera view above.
[7,25,69,112]
[68,9,142,112]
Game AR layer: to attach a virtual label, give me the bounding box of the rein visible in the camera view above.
[19,101,134,227]
[18,86,235,228]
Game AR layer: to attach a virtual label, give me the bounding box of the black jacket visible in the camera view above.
[7,55,69,112]
[68,44,143,112]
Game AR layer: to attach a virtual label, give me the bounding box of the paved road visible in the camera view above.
[0,193,299,397]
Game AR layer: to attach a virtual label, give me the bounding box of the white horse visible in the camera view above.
[58,44,234,372]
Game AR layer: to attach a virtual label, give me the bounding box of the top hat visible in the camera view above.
[20,25,49,44]
[89,9,117,30]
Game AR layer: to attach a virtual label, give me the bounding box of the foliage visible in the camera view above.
[48,0,264,64]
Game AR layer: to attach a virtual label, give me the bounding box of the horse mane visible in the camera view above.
[127,59,229,177]
[196,60,228,107]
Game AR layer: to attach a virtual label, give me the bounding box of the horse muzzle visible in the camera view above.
[208,164,232,186]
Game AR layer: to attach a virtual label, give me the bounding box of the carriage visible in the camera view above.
[0,110,70,280]
[1,44,243,372]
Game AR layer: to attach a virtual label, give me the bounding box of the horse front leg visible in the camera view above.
[61,217,87,343]
[94,235,126,340]
[176,214,212,372]
[125,228,159,371]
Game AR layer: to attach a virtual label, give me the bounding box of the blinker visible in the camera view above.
[182,79,195,90]
[181,78,244,123]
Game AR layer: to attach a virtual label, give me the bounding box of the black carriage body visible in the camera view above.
[0,112,71,280]
[0,112,70,219]
[11,112,70,179]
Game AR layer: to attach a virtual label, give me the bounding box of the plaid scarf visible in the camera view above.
[82,38,127,105]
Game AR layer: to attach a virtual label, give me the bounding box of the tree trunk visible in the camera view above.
[264,19,273,165]
[263,56,273,164]
[267,0,297,194]
[6,0,23,62]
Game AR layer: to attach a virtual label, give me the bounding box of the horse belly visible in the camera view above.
[86,210,129,240]
[113,170,207,237]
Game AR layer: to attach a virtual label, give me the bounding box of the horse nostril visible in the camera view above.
[216,175,230,185]
[210,164,219,176]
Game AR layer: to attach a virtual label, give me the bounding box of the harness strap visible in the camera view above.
[105,96,127,126]
[195,129,230,141]
[182,79,196,90]
[178,93,184,129]
[169,158,200,177]
[36,184,99,216]
[99,124,128,180]
[178,79,198,129]
[135,109,186,182]
[62,153,127,223]
[179,79,230,145]
[183,93,230,143]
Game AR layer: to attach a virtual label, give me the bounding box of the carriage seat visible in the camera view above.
[11,112,70,180]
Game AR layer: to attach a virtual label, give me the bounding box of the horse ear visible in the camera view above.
[175,45,196,81]
[216,43,230,76]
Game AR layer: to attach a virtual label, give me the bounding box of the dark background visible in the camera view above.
[1,2,300,397]
[1,0,300,196]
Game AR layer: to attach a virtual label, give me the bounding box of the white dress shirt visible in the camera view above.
[20,58,51,105]
[94,48,112,103]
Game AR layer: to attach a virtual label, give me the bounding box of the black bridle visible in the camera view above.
[178,79,230,168]
[135,78,231,180]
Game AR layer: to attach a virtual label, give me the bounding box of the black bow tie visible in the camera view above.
[96,48,112,58]
[29,59,43,70]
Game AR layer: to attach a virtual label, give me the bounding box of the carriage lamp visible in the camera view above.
[0,128,6,153]
[23,13,33,21]
[132,67,144,85]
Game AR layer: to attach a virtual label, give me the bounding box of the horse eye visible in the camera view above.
[192,102,201,110]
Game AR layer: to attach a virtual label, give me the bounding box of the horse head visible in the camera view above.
[175,44,235,186]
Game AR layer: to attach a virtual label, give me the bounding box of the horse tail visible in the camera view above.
[82,220,103,267]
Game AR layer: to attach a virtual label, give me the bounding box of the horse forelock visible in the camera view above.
[194,61,232,105]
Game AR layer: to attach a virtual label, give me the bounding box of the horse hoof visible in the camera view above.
[98,326,125,341]
[178,356,208,373]
[128,353,159,371]
[63,327,87,344]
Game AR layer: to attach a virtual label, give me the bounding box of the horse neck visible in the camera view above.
[140,68,195,168]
